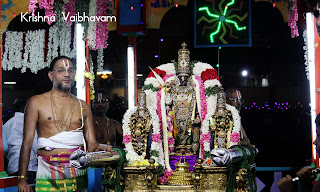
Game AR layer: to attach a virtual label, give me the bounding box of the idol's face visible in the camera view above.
[49,58,75,91]
[313,125,320,157]
[92,93,109,115]
[178,73,190,86]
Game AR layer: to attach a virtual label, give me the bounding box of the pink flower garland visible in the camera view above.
[151,134,161,143]
[64,0,77,26]
[195,75,207,120]
[156,90,163,133]
[123,135,132,144]
[29,0,38,16]
[230,132,240,143]
[288,0,299,38]
[92,0,109,50]
[38,0,55,25]
[194,75,208,159]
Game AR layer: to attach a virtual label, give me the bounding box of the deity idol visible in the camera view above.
[122,91,154,165]
[123,42,242,184]
[211,89,234,149]
[168,42,200,156]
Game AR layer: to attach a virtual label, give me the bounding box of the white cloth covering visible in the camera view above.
[38,130,84,150]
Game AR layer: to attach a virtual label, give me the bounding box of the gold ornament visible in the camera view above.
[50,90,75,132]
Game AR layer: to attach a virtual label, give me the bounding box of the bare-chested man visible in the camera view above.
[18,56,111,192]
[92,89,123,146]
[225,88,251,145]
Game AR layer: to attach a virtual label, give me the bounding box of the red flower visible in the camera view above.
[147,68,167,78]
[201,69,220,82]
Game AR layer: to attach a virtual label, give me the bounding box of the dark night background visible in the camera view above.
[2,0,315,190]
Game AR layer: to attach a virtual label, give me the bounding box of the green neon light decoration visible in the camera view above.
[198,0,247,43]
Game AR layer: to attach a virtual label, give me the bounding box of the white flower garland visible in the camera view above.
[59,24,73,57]
[24,29,46,73]
[157,63,176,74]
[47,25,59,63]
[88,0,97,49]
[122,107,144,163]
[2,23,75,73]
[122,107,162,166]
[226,104,241,146]
[2,31,23,71]
[97,49,104,72]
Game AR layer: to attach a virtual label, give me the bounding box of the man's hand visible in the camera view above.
[296,167,316,182]
[277,175,296,192]
[95,145,113,152]
[18,179,32,192]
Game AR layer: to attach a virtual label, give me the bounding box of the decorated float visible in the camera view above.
[117,43,257,192]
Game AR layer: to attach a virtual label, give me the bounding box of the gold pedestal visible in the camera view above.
[123,166,158,192]
[122,165,230,192]
[199,166,228,192]
[156,185,194,192]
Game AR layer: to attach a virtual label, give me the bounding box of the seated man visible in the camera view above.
[277,113,320,192]
[18,56,111,192]
[4,97,37,185]
[225,88,250,145]
[92,89,123,146]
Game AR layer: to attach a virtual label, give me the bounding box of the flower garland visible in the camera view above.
[83,57,95,100]
[192,62,221,160]
[29,0,38,16]
[93,0,109,50]
[288,0,299,38]
[64,0,77,26]
[88,0,97,49]
[149,109,164,167]
[1,23,75,73]
[226,104,241,146]
[39,0,55,25]
[97,49,104,72]
[143,62,222,173]
[2,32,23,72]
[122,107,162,166]
[23,29,46,73]
[47,24,59,63]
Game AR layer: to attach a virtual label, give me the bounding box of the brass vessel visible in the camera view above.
[168,159,193,185]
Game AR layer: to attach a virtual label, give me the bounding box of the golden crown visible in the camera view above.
[177,42,190,74]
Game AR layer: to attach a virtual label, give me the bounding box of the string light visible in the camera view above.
[175,3,178,7]
[273,3,276,7]
[131,6,134,10]
[242,102,309,110]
